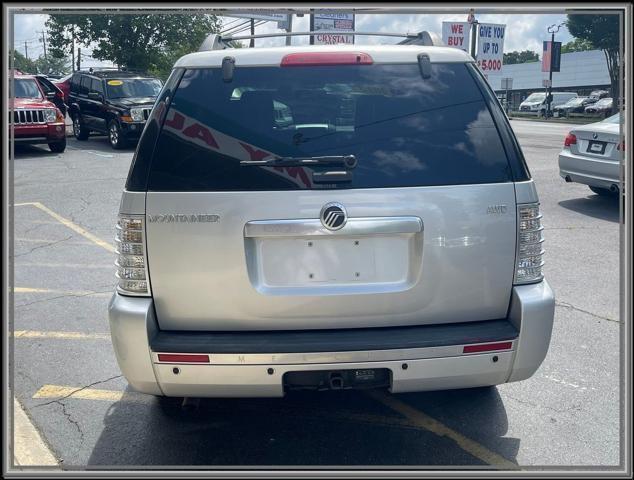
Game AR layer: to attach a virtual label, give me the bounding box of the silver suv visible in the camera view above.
[109,38,555,400]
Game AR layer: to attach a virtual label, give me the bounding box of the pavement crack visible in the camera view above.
[503,393,571,414]
[13,235,73,258]
[52,400,85,447]
[555,300,620,323]
[14,288,115,309]
[32,374,123,408]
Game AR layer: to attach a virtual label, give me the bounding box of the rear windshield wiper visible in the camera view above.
[240,155,357,169]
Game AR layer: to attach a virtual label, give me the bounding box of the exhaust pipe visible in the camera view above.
[564,175,572,183]
[328,373,344,390]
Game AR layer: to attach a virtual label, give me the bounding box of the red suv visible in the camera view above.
[11,72,66,153]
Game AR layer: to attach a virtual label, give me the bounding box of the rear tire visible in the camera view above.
[48,137,66,153]
[589,186,618,197]
[72,113,89,140]
[108,120,127,149]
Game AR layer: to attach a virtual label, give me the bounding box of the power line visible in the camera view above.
[220,19,251,34]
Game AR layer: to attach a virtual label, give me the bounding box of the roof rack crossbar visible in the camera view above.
[199,31,434,51]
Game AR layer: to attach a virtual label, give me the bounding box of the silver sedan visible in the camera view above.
[558,113,623,196]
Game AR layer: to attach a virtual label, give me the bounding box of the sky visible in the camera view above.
[12,11,575,68]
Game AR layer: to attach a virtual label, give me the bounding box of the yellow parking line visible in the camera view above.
[34,385,129,402]
[367,390,519,469]
[14,202,115,253]
[14,287,111,297]
[13,330,110,340]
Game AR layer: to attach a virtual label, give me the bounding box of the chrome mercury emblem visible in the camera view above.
[320,203,347,230]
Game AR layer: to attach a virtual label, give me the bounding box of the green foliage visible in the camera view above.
[46,12,221,78]
[566,15,619,52]
[560,37,594,54]
[34,55,71,75]
[10,49,37,72]
[566,14,620,112]
[503,50,539,65]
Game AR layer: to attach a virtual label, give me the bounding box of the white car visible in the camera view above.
[559,113,623,196]
[519,92,577,116]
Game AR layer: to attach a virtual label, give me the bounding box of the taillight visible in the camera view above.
[564,133,577,147]
[115,215,150,296]
[617,140,624,151]
[515,203,544,284]
[281,52,373,67]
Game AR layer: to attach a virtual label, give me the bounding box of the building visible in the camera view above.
[485,49,611,110]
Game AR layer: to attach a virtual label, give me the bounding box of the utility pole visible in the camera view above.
[71,25,75,72]
[285,14,293,46]
[38,31,47,60]
[249,19,255,47]
[77,47,81,71]
[545,23,564,119]
[24,41,28,60]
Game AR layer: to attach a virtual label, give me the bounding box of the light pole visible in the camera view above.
[545,22,565,118]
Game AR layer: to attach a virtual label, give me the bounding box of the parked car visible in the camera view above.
[10,72,66,152]
[559,113,622,196]
[553,96,596,117]
[68,69,163,149]
[519,91,577,116]
[34,74,67,116]
[584,98,613,116]
[109,41,555,404]
[588,89,610,101]
[54,73,73,104]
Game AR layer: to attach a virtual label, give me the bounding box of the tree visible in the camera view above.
[566,14,620,112]
[503,50,539,65]
[46,12,221,79]
[10,49,37,73]
[34,55,71,75]
[560,37,593,54]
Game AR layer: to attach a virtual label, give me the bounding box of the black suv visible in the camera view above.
[68,69,162,149]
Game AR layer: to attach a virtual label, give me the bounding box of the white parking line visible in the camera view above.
[66,145,114,158]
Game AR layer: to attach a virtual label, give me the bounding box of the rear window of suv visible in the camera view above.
[147,63,513,191]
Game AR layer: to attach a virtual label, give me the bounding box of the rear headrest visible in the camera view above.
[237,91,275,132]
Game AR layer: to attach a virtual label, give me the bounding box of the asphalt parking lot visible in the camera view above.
[11,119,622,469]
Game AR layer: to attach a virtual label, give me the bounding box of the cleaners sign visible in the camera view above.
[476,23,506,72]
[442,22,469,51]
[312,12,355,45]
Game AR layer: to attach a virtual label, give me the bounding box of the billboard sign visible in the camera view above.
[312,11,355,44]
[476,23,505,72]
[442,22,469,51]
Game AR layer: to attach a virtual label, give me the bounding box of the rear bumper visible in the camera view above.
[558,149,621,189]
[108,281,555,397]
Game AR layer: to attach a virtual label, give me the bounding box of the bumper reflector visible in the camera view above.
[463,341,513,354]
[157,354,210,363]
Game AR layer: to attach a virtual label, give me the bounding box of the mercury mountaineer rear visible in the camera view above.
[108,39,555,400]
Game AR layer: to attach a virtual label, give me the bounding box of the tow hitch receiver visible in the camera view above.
[283,368,391,391]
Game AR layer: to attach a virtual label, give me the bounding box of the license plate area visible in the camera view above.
[248,235,418,294]
[587,140,607,154]
[283,368,391,391]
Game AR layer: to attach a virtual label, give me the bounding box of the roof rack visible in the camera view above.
[199,31,434,51]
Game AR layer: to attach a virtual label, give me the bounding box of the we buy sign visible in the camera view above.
[442,22,469,51]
